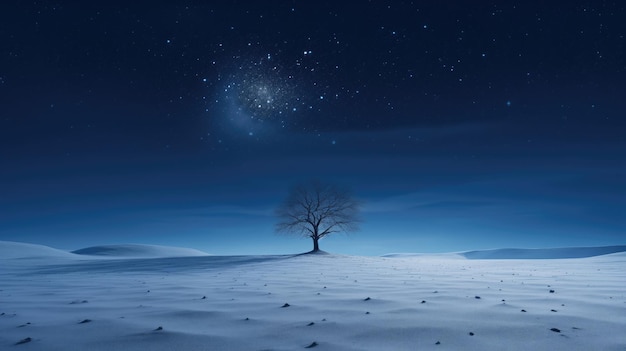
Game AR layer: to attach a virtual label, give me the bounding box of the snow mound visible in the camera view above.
[461,245,626,259]
[295,249,332,256]
[0,241,76,259]
[72,244,210,258]
[382,252,465,259]
[605,251,626,257]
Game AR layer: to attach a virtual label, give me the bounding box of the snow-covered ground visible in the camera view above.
[1,241,625,350]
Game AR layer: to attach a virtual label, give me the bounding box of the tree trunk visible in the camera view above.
[312,237,320,252]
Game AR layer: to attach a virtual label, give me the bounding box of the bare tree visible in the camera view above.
[275,180,361,252]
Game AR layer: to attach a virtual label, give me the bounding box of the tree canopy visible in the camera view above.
[275,180,361,252]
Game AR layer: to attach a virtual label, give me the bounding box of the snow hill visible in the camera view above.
[383,245,626,259]
[72,244,209,258]
[0,241,209,259]
[460,245,626,259]
[0,241,77,259]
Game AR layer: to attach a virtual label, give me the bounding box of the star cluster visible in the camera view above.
[214,55,300,136]
[234,56,296,118]
[207,44,341,139]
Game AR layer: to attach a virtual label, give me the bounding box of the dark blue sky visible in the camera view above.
[1,1,624,255]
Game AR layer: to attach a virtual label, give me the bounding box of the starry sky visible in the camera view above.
[1,1,625,255]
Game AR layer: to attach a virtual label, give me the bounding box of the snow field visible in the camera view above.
[1,243,625,350]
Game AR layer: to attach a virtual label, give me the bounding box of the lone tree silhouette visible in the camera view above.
[275,180,361,252]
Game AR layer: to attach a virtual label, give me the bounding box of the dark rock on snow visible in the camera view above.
[15,337,32,345]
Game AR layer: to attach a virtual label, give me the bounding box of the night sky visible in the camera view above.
[1,1,624,255]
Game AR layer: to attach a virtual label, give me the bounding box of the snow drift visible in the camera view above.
[461,245,626,259]
[72,244,209,258]
[0,241,77,259]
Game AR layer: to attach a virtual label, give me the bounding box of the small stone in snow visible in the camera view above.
[15,337,32,345]
[435,341,441,345]
[307,322,315,326]
[550,328,561,333]
[78,319,92,324]
[305,341,318,348]
[469,332,475,336]
[363,297,371,301]
[281,303,290,308]
[70,300,88,304]
[154,326,163,331]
